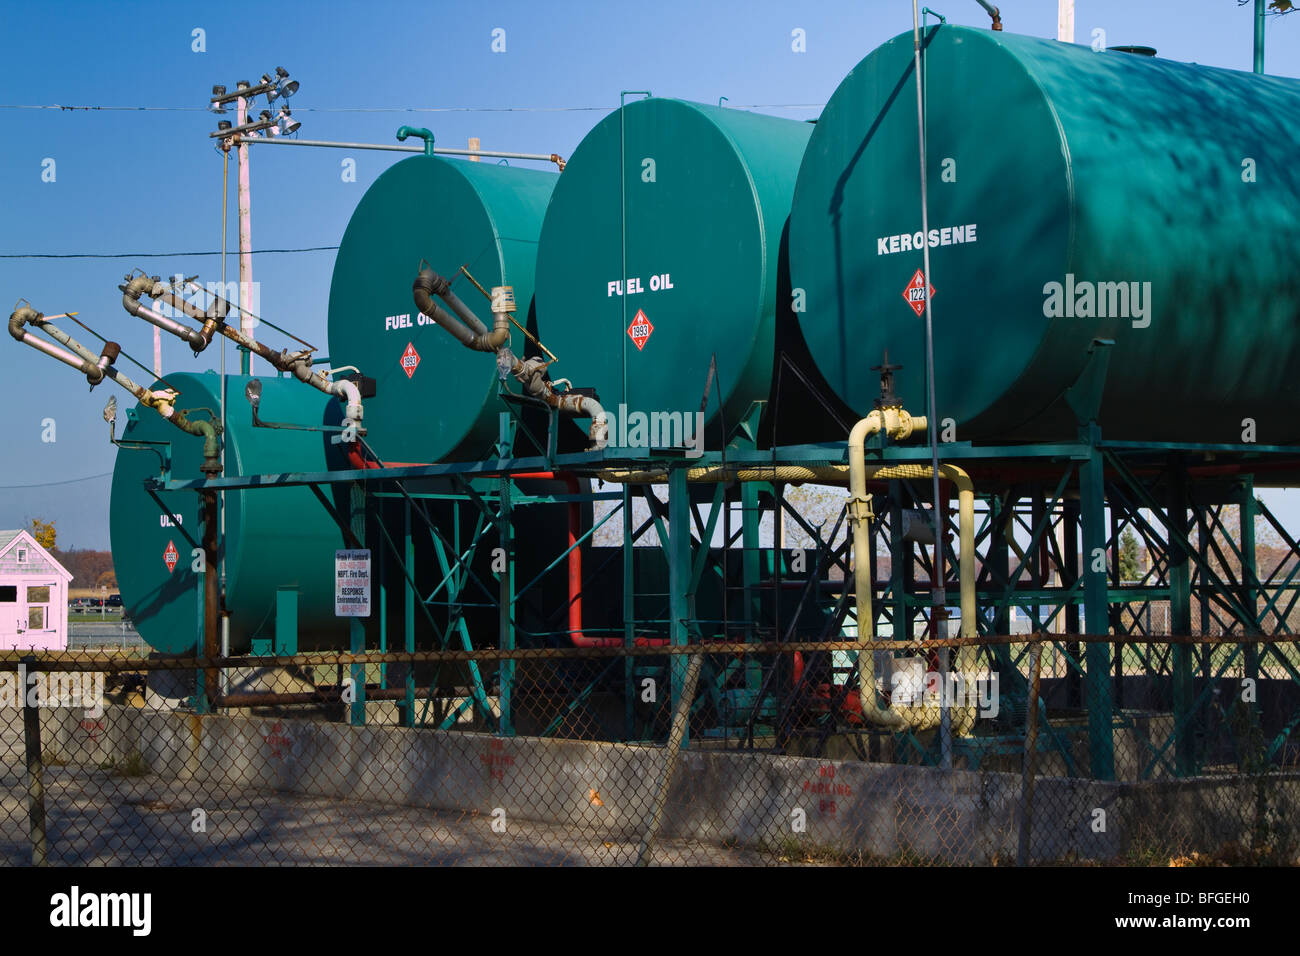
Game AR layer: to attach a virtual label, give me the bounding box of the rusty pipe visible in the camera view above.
[11,304,220,467]
[120,275,208,351]
[412,268,508,351]
[413,268,489,333]
[411,267,606,449]
[9,307,105,385]
[973,0,1002,29]
[510,355,608,450]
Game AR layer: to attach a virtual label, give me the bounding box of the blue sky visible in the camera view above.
[1,0,1298,549]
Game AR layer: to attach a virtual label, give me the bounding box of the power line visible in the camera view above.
[0,102,824,114]
[0,472,112,490]
[0,246,338,260]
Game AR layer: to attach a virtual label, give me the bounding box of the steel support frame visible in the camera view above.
[162,428,1300,774]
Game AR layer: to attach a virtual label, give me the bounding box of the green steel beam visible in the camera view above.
[498,414,516,737]
[623,484,636,737]
[402,499,415,728]
[193,574,209,714]
[1241,491,1300,698]
[348,482,367,726]
[1080,427,1114,779]
[1167,458,1195,775]
[667,467,692,744]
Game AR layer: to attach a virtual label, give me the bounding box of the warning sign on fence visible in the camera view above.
[335,549,371,617]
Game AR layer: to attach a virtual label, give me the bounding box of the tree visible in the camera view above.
[27,517,56,550]
[1237,1,1295,15]
[1119,527,1142,582]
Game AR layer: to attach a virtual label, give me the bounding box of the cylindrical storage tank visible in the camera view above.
[791,27,1300,442]
[110,372,348,655]
[535,98,814,441]
[328,156,557,463]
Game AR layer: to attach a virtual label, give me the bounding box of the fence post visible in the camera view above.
[635,652,703,867]
[20,657,48,866]
[1016,639,1043,866]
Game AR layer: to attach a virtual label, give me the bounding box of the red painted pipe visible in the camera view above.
[511,471,665,647]
[343,445,664,648]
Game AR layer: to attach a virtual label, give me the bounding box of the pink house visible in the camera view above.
[0,530,72,651]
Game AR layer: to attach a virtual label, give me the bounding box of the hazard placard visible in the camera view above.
[400,342,420,379]
[902,269,936,317]
[163,540,179,574]
[627,309,654,351]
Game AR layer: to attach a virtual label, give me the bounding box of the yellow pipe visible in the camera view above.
[598,408,981,736]
[846,455,978,734]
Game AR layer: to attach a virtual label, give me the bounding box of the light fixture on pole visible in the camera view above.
[208,68,303,376]
[267,67,300,103]
[275,108,300,135]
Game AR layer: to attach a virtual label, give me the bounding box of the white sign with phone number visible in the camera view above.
[335,549,371,617]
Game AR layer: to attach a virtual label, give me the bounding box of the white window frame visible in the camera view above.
[15,548,28,564]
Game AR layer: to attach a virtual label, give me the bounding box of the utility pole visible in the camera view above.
[209,68,302,377]
[236,86,254,376]
[1058,0,1075,43]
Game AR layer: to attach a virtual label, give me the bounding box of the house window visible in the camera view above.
[27,607,44,630]
[16,548,27,564]
[0,586,15,603]
[26,586,50,603]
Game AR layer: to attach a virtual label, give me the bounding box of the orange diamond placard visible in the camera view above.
[400,342,420,379]
[627,309,654,351]
[902,269,935,317]
[163,540,179,574]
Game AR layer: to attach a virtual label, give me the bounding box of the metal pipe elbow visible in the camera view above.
[121,274,161,305]
[412,270,477,349]
[469,312,510,352]
[288,357,316,385]
[8,306,39,341]
[412,268,449,312]
[396,126,434,155]
[333,378,364,429]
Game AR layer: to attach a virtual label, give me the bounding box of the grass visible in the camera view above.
[68,610,126,623]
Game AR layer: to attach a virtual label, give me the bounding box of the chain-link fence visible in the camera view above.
[2,636,1297,866]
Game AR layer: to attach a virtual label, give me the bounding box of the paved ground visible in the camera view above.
[0,766,782,866]
[0,711,781,866]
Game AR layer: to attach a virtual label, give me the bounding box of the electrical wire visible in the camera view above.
[0,473,112,489]
[0,247,337,259]
[0,102,824,113]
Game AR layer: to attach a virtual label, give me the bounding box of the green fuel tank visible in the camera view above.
[790,27,1300,442]
[327,155,557,463]
[534,98,813,440]
[109,372,348,655]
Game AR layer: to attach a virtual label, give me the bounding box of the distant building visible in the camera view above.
[0,530,73,650]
